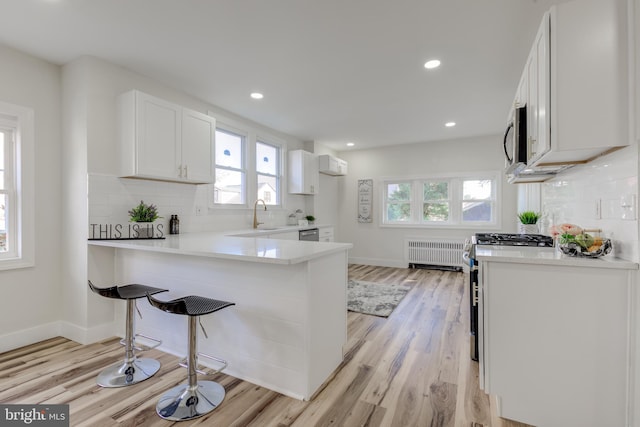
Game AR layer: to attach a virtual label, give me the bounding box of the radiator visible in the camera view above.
[405,237,465,270]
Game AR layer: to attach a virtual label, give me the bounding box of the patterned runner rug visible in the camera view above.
[347,279,411,318]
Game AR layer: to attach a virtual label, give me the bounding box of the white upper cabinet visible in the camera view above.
[181,108,215,183]
[288,149,318,195]
[318,154,348,176]
[517,0,629,169]
[526,16,549,164]
[119,90,215,184]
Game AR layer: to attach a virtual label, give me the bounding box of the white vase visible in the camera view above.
[519,223,539,234]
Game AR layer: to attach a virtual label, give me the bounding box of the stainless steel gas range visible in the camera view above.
[463,233,554,361]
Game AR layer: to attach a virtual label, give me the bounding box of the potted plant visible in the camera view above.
[517,211,540,234]
[128,200,161,238]
[305,215,316,225]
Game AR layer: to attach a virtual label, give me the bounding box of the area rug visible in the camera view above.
[347,279,411,318]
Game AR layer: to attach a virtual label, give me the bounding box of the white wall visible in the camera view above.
[0,44,63,351]
[337,134,518,267]
[310,143,342,232]
[79,56,311,235]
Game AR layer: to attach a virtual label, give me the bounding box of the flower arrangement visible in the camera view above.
[517,211,540,224]
[128,200,161,222]
[305,215,316,223]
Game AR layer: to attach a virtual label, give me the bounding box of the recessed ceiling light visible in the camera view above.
[346,142,355,147]
[424,59,441,69]
[250,92,264,99]
[445,121,456,127]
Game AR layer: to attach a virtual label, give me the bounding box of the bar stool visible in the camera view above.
[88,280,168,387]
[146,293,235,421]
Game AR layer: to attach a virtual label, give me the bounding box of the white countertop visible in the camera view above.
[475,245,638,270]
[88,229,351,265]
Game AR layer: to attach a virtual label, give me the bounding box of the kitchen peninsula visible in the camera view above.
[88,231,352,400]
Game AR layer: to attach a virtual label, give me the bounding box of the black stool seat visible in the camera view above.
[89,280,167,300]
[146,294,235,317]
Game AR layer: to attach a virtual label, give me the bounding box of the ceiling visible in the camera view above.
[0,0,567,151]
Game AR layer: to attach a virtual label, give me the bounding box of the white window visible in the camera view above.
[384,182,412,223]
[423,180,451,223]
[461,178,495,223]
[214,127,246,205]
[0,101,34,269]
[0,128,13,255]
[256,140,281,206]
[382,172,499,228]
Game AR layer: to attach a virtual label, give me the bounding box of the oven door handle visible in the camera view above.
[473,283,479,306]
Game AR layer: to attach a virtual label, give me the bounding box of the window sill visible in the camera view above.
[0,257,35,271]
[380,223,501,230]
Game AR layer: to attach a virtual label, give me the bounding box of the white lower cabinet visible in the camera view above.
[480,260,635,427]
[319,227,334,242]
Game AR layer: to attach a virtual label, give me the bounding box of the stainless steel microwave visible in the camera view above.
[503,104,527,174]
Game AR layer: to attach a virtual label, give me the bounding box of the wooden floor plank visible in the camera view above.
[0,265,532,427]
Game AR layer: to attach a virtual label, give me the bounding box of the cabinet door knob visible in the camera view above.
[184,165,188,179]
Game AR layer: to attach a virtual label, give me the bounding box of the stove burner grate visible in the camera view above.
[474,233,554,247]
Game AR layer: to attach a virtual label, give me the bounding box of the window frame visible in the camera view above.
[422,179,453,224]
[212,124,248,207]
[255,136,283,207]
[381,171,501,229]
[383,180,414,224]
[0,101,34,270]
[207,111,287,212]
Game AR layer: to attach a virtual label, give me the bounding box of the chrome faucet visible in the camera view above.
[253,199,267,229]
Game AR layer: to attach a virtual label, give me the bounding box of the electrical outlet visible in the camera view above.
[621,194,636,220]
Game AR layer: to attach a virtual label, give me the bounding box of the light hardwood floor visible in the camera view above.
[0,265,531,426]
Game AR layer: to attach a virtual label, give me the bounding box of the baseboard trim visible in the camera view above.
[348,257,407,268]
[0,322,62,353]
[59,321,116,345]
[0,320,117,353]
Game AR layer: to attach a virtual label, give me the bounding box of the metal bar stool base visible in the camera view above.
[156,380,225,421]
[96,358,161,388]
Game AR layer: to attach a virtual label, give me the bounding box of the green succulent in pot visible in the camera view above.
[517,211,540,224]
[128,200,161,222]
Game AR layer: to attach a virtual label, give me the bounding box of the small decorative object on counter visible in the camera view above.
[169,215,180,235]
[305,215,315,225]
[517,211,540,234]
[557,228,612,258]
[128,200,161,222]
[128,200,162,238]
[287,213,298,225]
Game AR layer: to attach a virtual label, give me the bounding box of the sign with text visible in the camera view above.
[88,223,165,240]
[358,179,373,223]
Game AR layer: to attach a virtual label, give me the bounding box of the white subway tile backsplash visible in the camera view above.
[88,174,296,234]
[542,145,639,262]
